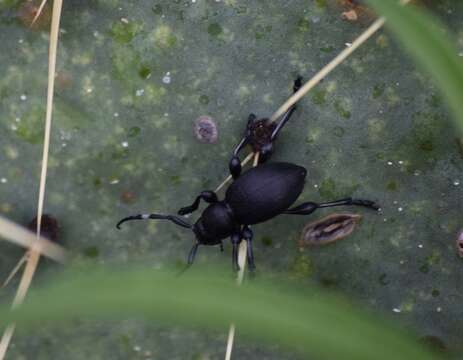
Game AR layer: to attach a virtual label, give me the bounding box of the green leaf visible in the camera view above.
[364,0,463,131]
[1,266,436,360]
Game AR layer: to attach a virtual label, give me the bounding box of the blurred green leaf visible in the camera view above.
[365,0,463,131]
[0,266,435,360]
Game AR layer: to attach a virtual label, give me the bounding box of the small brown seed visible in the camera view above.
[342,9,358,21]
[300,213,362,247]
[121,191,136,204]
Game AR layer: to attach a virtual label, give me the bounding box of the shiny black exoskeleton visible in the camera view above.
[117,162,378,271]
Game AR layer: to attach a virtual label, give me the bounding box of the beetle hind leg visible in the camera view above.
[284,197,380,215]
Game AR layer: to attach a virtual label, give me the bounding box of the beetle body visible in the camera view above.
[117,77,378,271]
[226,162,307,224]
[117,159,377,271]
[193,162,306,246]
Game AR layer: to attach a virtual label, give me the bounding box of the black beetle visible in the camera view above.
[117,162,378,270]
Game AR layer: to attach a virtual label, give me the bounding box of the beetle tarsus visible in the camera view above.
[350,199,380,210]
[242,226,256,271]
[188,243,199,265]
[293,76,303,92]
[231,233,241,272]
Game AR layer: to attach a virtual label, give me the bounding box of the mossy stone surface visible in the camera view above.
[0,0,462,358]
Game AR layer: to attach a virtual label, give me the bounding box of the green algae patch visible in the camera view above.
[207,23,223,37]
[297,17,310,33]
[372,83,385,99]
[289,254,314,279]
[312,88,327,105]
[318,178,359,200]
[151,24,178,49]
[334,99,351,119]
[15,105,44,144]
[111,21,144,44]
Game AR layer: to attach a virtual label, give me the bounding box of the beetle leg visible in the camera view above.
[188,242,200,265]
[270,76,303,141]
[229,155,244,180]
[242,225,256,271]
[284,197,379,215]
[178,191,218,216]
[229,114,257,179]
[231,233,241,271]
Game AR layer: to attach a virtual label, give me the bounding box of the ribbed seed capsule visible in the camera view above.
[300,213,361,246]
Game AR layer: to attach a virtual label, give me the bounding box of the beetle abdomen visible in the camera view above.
[226,162,307,224]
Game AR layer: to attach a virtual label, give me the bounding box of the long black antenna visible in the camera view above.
[116,213,192,230]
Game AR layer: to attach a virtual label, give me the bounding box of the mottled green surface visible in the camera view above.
[0,0,462,359]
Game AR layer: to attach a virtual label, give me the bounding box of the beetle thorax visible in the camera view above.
[193,202,236,245]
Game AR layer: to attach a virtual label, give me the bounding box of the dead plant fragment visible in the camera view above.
[299,213,362,247]
[338,0,375,23]
[18,0,51,30]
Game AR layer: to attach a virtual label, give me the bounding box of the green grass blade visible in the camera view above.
[365,0,463,131]
[0,266,436,360]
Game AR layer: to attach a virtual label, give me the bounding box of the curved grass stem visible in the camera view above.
[0,0,64,358]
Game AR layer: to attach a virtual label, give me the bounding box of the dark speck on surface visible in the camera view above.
[28,214,60,243]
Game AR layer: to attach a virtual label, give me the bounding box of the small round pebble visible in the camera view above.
[194,115,218,144]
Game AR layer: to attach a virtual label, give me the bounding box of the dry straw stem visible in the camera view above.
[30,0,48,26]
[0,0,64,358]
[224,152,259,360]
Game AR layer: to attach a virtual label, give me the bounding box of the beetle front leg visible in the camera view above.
[229,113,257,179]
[242,225,256,271]
[270,76,303,141]
[178,191,218,216]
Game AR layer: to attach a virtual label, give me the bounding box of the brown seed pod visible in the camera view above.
[456,230,463,258]
[28,214,60,243]
[337,0,375,23]
[120,190,136,204]
[300,213,361,247]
